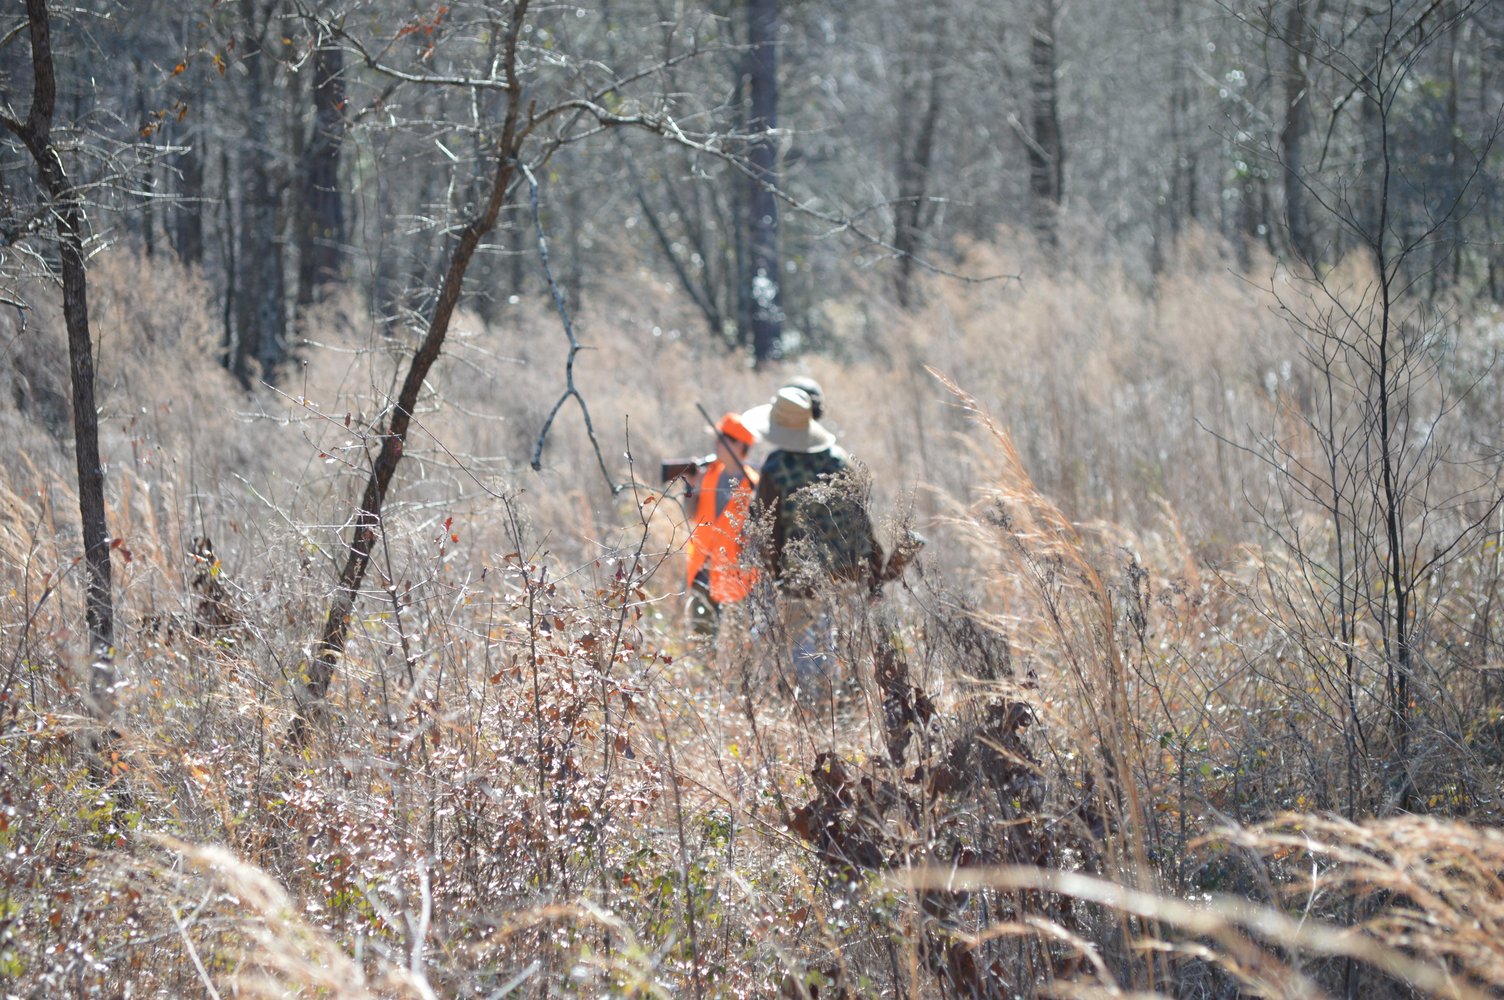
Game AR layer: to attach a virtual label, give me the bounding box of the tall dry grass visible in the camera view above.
[1,233,1501,996]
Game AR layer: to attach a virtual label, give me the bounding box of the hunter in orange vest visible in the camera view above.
[685,412,760,633]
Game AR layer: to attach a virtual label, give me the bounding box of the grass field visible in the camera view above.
[2,232,1502,997]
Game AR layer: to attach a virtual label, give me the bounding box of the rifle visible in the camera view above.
[659,403,756,508]
[659,455,713,482]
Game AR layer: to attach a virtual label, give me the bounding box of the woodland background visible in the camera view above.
[3,1,1504,997]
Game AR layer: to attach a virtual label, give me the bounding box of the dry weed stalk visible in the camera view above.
[931,368,1153,877]
[897,852,1499,1000]
[161,837,438,1000]
[1216,814,1504,994]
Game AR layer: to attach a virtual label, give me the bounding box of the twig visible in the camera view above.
[407,862,440,1000]
[0,544,73,712]
[170,897,224,1000]
[486,959,541,998]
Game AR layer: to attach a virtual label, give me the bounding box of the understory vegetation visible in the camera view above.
[3,233,1503,997]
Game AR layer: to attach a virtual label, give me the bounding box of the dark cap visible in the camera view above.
[780,376,824,419]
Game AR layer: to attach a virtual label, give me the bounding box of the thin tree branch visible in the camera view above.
[523,162,619,492]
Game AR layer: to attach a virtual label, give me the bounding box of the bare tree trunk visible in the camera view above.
[1027,0,1064,248]
[746,0,782,366]
[1367,90,1412,769]
[893,39,945,309]
[219,147,238,366]
[1165,0,1198,250]
[297,0,531,737]
[1484,25,1504,301]
[1,0,117,712]
[564,161,586,310]
[1442,2,1463,288]
[172,122,204,265]
[1281,0,1317,264]
[232,0,287,388]
[296,37,346,306]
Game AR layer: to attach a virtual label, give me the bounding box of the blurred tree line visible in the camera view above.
[5,0,1502,380]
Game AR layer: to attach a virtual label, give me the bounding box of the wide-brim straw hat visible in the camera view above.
[781,375,824,417]
[740,387,836,453]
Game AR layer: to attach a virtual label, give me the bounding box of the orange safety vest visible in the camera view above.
[685,460,760,604]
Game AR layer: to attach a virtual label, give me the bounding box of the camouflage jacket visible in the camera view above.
[753,446,883,593]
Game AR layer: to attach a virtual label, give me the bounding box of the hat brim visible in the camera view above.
[740,403,836,453]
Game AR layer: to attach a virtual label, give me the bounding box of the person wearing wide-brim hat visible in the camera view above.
[741,386,883,694]
[741,387,882,593]
[740,386,836,455]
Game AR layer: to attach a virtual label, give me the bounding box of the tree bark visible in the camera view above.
[746,0,782,365]
[134,67,156,258]
[296,37,346,305]
[232,0,287,388]
[1028,0,1064,248]
[172,123,205,266]
[2,0,118,712]
[1165,0,1198,248]
[893,40,945,308]
[1281,0,1317,264]
[1442,1,1462,289]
